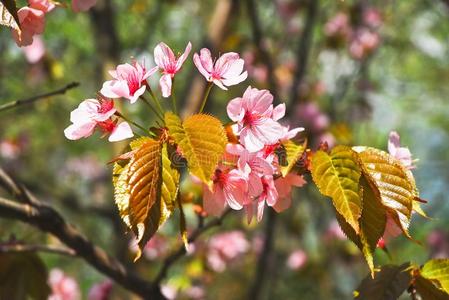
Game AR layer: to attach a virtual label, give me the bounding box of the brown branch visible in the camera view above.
[0,82,80,113]
[0,168,165,299]
[245,0,278,100]
[247,208,278,300]
[0,243,76,257]
[153,208,232,286]
[287,0,319,113]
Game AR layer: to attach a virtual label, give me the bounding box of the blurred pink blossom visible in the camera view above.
[29,0,55,13]
[286,249,308,270]
[154,42,191,97]
[325,219,346,241]
[129,235,169,260]
[193,49,247,89]
[324,13,351,40]
[72,0,97,12]
[0,140,21,160]
[48,269,80,300]
[12,7,45,47]
[22,35,45,63]
[363,8,382,28]
[388,131,415,169]
[101,61,157,104]
[207,231,249,272]
[88,280,113,300]
[349,29,380,60]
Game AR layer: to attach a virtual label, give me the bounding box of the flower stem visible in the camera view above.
[115,111,149,134]
[199,82,213,113]
[140,95,164,122]
[145,84,165,119]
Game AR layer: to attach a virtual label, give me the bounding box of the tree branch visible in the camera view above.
[152,208,232,286]
[0,82,80,113]
[245,0,279,100]
[287,0,319,113]
[0,243,76,257]
[0,168,165,299]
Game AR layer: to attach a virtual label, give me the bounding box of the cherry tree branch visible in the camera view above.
[0,82,80,113]
[153,208,232,286]
[0,243,76,257]
[245,0,279,100]
[287,0,319,113]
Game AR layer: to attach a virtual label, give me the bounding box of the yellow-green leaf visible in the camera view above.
[354,147,415,238]
[311,145,362,233]
[280,140,306,177]
[421,259,449,294]
[113,138,181,260]
[0,0,20,31]
[165,112,227,186]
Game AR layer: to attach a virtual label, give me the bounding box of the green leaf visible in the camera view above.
[421,259,449,294]
[354,263,411,300]
[415,275,449,300]
[0,252,51,299]
[280,139,306,177]
[353,147,415,238]
[334,176,386,276]
[0,0,20,31]
[311,145,362,233]
[165,112,227,187]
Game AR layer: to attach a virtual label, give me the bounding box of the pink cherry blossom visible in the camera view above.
[388,131,415,169]
[29,0,56,13]
[72,0,97,12]
[12,7,45,47]
[207,231,249,272]
[203,168,248,216]
[88,280,113,300]
[286,249,308,270]
[101,61,157,103]
[324,13,351,40]
[273,173,306,212]
[154,42,192,97]
[48,269,80,300]
[64,98,133,142]
[245,175,279,223]
[349,29,380,60]
[227,87,285,152]
[193,48,248,89]
[22,35,45,63]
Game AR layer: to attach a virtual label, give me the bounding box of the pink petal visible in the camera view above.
[213,79,227,90]
[154,42,175,70]
[214,52,239,75]
[226,97,244,122]
[240,127,266,153]
[221,58,245,79]
[248,173,263,198]
[129,85,146,104]
[244,87,273,114]
[22,35,45,64]
[64,122,96,140]
[272,103,286,121]
[108,122,134,142]
[175,41,192,72]
[100,80,130,99]
[221,71,248,87]
[251,118,285,145]
[193,52,212,81]
[203,185,227,216]
[143,66,159,80]
[72,0,97,12]
[272,195,291,212]
[159,74,173,98]
[388,131,401,155]
[199,48,214,73]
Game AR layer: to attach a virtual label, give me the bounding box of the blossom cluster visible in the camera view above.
[324,7,382,60]
[202,86,306,222]
[12,0,97,47]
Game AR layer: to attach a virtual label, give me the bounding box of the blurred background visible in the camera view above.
[1,0,449,299]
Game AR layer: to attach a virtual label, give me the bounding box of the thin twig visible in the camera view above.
[246,0,278,100]
[153,208,232,286]
[0,243,76,257]
[287,0,319,113]
[0,82,80,113]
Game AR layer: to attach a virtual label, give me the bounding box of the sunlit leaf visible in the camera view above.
[354,263,411,300]
[178,195,189,250]
[0,0,20,30]
[421,259,449,294]
[311,145,362,233]
[113,137,181,260]
[353,147,415,238]
[280,139,306,177]
[0,252,51,299]
[165,112,227,186]
[415,275,449,300]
